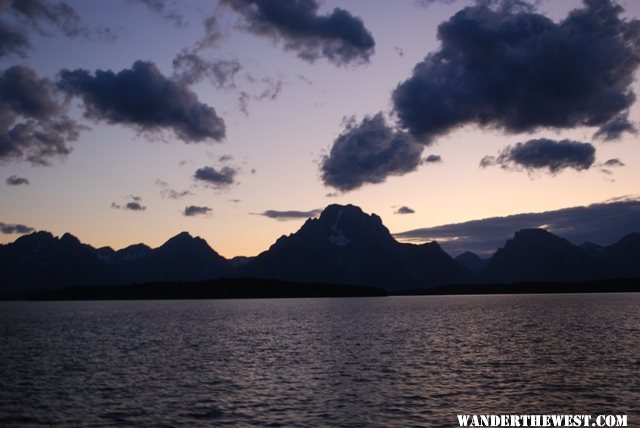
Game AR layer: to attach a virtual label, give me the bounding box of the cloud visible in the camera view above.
[6,175,29,185]
[393,0,640,143]
[161,189,193,200]
[423,154,442,163]
[184,205,212,216]
[125,201,145,211]
[111,195,147,211]
[415,0,457,7]
[480,139,596,174]
[0,20,30,57]
[0,221,34,234]
[172,48,285,115]
[395,206,415,215]
[321,113,424,191]
[256,208,321,221]
[8,0,87,36]
[172,52,242,88]
[593,114,636,141]
[194,165,237,188]
[0,65,81,164]
[603,158,625,167]
[394,197,640,257]
[222,0,375,66]
[195,15,223,50]
[127,0,185,27]
[0,0,115,59]
[0,66,59,119]
[237,74,285,115]
[57,60,226,143]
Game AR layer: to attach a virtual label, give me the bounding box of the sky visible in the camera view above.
[1,0,639,258]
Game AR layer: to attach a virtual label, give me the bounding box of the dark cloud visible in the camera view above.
[8,0,85,37]
[393,0,640,143]
[125,201,145,211]
[194,165,237,188]
[222,0,375,66]
[6,174,29,185]
[394,198,640,257]
[1,65,59,120]
[395,206,415,215]
[111,195,146,211]
[423,154,442,163]
[172,52,242,88]
[0,65,81,164]
[57,60,226,143]
[256,209,321,221]
[0,221,34,234]
[593,114,636,141]
[321,113,424,191]
[0,20,30,57]
[480,138,596,174]
[0,0,115,57]
[603,158,625,167]
[127,0,185,27]
[184,205,212,216]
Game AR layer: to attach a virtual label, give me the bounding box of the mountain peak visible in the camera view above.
[316,204,387,242]
[168,231,194,241]
[60,232,82,246]
[242,203,472,290]
[513,228,554,239]
[615,232,640,246]
[320,204,366,219]
[486,228,608,283]
[160,231,204,248]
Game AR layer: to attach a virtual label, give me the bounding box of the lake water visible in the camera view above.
[1,294,639,427]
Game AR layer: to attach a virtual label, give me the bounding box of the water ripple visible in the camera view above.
[1,294,639,426]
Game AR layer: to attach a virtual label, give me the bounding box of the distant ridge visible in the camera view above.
[1,204,639,295]
[0,231,231,292]
[484,229,610,283]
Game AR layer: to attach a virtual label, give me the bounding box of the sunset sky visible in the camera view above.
[1,0,639,258]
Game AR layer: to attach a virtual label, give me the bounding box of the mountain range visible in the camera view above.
[1,204,639,294]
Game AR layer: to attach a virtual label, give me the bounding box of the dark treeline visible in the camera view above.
[3,278,387,301]
[2,277,640,301]
[399,278,640,296]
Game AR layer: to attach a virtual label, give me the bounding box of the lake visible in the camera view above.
[1,294,639,427]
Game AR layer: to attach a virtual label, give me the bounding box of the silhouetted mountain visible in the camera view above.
[96,243,152,264]
[484,229,610,283]
[0,232,109,291]
[240,204,473,291]
[0,231,231,291]
[1,208,638,296]
[230,256,254,268]
[135,232,231,282]
[455,252,488,277]
[581,232,640,278]
[579,241,607,258]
